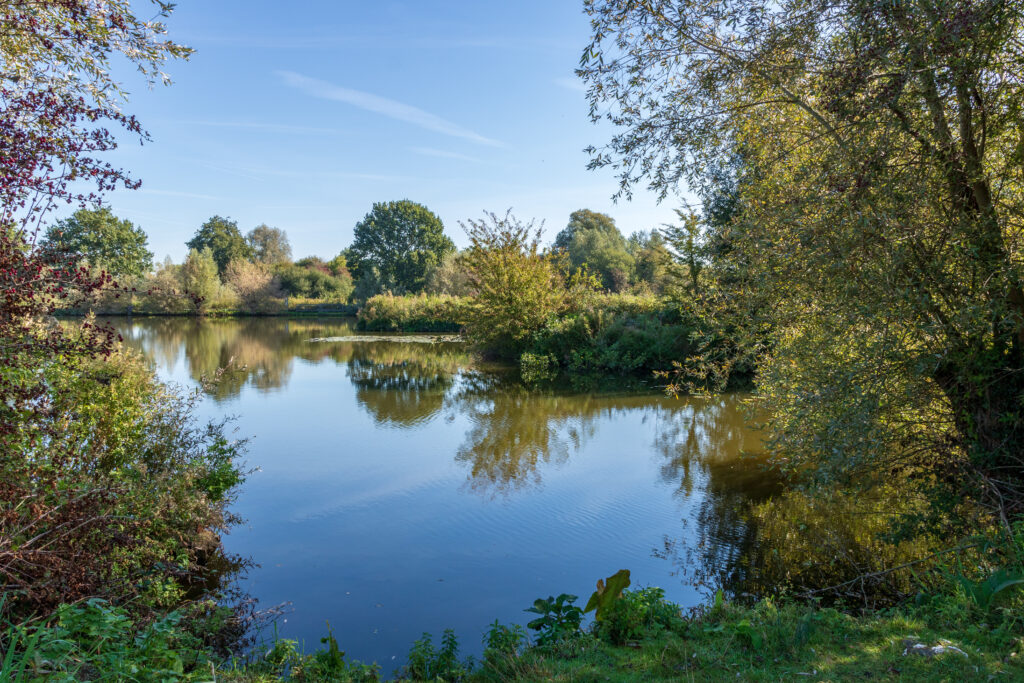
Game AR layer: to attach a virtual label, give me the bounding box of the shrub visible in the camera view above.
[357,293,466,332]
[524,594,583,647]
[594,588,685,645]
[461,211,591,359]
[521,302,699,378]
[276,263,354,301]
[139,260,194,314]
[0,351,246,622]
[224,259,284,314]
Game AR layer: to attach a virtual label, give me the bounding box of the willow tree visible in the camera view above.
[579,0,1024,515]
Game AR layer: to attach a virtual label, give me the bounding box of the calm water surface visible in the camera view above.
[109,317,778,666]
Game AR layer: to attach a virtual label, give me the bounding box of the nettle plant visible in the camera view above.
[524,593,584,646]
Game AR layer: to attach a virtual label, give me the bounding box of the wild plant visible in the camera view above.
[524,594,583,647]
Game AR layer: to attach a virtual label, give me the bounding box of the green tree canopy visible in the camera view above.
[566,227,635,292]
[554,210,634,291]
[580,0,1024,515]
[45,207,153,278]
[246,224,292,265]
[553,209,622,251]
[186,216,253,273]
[349,200,455,295]
[628,231,672,293]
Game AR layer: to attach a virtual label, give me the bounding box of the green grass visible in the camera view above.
[462,600,1023,682]
[4,593,1021,682]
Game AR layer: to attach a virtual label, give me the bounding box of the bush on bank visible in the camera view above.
[0,348,246,628]
[356,294,467,333]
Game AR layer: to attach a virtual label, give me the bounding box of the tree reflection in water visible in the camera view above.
[446,372,592,496]
[650,395,783,596]
[110,316,793,598]
[348,343,464,427]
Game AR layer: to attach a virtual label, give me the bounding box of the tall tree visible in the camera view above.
[580,0,1024,514]
[567,228,635,292]
[554,209,634,290]
[45,207,153,278]
[247,224,292,265]
[187,216,253,274]
[349,200,455,294]
[553,209,622,251]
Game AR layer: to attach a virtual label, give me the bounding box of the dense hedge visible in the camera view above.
[356,294,467,333]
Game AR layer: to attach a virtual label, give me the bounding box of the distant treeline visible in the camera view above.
[47,201,691,317]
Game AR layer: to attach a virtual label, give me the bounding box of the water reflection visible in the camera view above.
[450,381,583,496]
[112,314,777,529]
[350,346,465,427]
[106,316,788,662]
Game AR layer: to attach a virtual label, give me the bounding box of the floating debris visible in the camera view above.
[306,335,463,344]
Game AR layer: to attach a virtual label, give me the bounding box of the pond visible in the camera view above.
[107,316,780,667]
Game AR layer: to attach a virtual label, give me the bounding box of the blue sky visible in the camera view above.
[98,0,688,262]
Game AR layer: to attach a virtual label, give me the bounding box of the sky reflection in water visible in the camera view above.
[110,317,778,666]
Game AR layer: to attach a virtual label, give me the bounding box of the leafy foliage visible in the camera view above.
[524,594,583,647]
[182,247,231,315]
[580,0,1024,522]
[553,209,619,251]
[404,629,471,681]
[247,224,292,266]
[594,587,684,646]
[224,259,285,313]
[275,262,353,301]
[349,200,454,295]
[186,216,254,274]
[1,599,210,683]
[584,569,631,621]
[461,211,593,359]
[480,620,527,674]
[45,207,154,278]
[357,293,465,332]
[0,351,246,621]
[553,210,634,291]
[426,250,474,297]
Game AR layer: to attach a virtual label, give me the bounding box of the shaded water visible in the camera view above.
[109,317,780,666]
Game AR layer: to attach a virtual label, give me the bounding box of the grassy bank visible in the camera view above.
[5,587,1021,682]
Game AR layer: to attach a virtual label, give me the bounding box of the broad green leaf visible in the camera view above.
[584,569,631,620]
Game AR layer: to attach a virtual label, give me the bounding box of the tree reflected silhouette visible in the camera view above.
[110,316,791,598]
[348,343,465,427]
